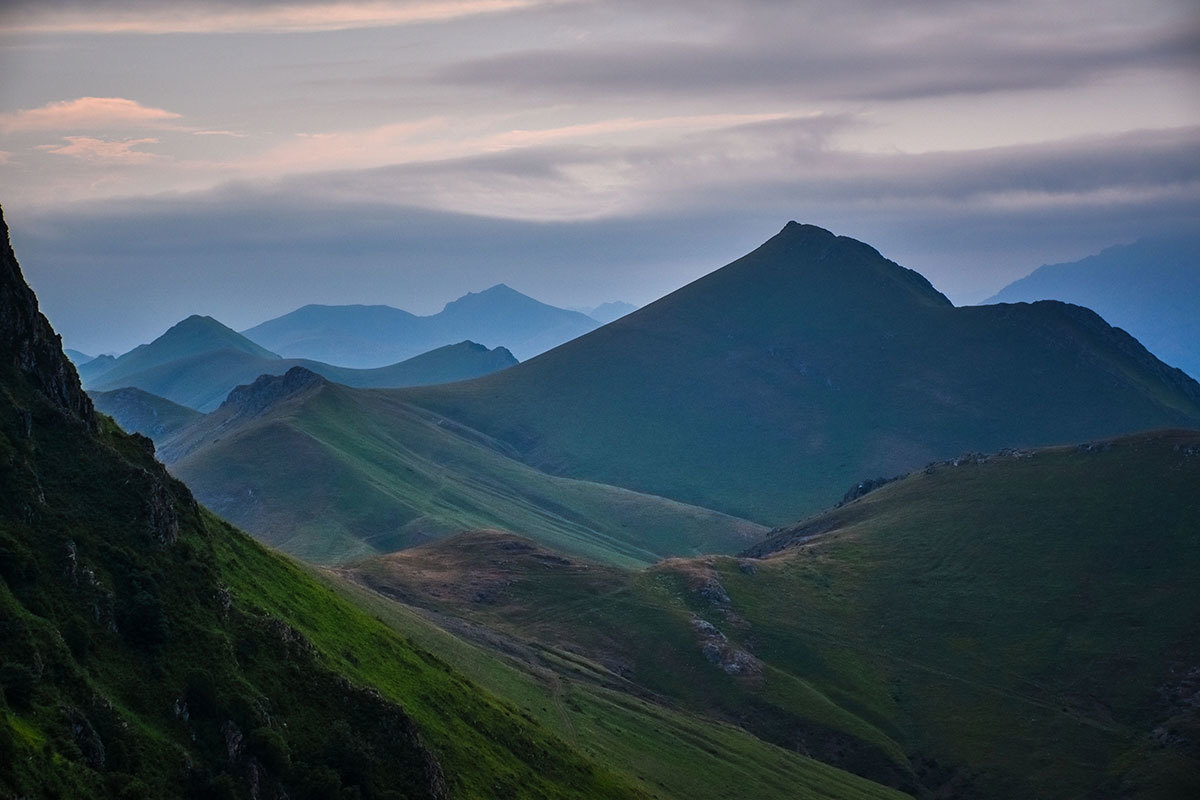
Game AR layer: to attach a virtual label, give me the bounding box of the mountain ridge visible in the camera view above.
[242,284,600,366]
[82,315,518,411]
[986,235,1200,378]
[396,222,1200,523]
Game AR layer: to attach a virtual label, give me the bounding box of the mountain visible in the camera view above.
[82,315,517,411]
[242,284,600,366]
[344,429,1200,799]
[583,301,638,324]
[397,222,1200,525]
[90,386,203,439]
[0,206,902,800]
[82,314,279,383]
[152,367,767,565]
[64,348,95,365]
[986,235,1200,379]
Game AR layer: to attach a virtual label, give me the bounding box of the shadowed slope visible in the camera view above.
[400,222,1200,524]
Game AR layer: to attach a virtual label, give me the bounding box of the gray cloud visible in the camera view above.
[438,1,1200,102]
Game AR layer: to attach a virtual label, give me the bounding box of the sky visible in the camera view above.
[0,0,1197,355]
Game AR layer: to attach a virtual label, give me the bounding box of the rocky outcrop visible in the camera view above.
[219,366,326,418]
[0,205,95,428]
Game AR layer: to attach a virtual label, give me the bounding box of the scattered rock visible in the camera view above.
[699,578,731,607]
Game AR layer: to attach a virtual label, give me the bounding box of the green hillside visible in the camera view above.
[83,315,517,412]
[399,223,1200,524]
[345,430,1200,798]
[158,368,766,565]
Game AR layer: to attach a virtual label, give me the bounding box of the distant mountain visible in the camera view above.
[242,284,599,366]
[399,222,1200,524]
[81,315,517,411]
[88,313,280,379]
[582,301,638,324]
[152,367,767,565]
[64,347,95,365]
[346,429,1200,799]
[987,235,1200,378]
[91,386,202,439]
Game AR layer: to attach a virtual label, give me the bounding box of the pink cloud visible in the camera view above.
[0,97,182,133]
[37,136,163,163]
[1,1,543,35]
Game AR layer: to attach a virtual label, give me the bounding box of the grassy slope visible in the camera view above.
[399,224,1200,525]
[318,569,910,800]
[1,359,656,799]
[344,431,1200,799]
[165,379,766,565]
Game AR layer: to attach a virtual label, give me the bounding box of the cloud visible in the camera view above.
[0,97,182,133]
[0,0,548,35]
[192,130,248,137]
[437,1,1200,103]
[36,136,163,163]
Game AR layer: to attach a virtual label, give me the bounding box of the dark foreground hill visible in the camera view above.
[243,284,600,366]
[399,222,1200,524]
[345,429,1200,800]
[987,235,1200,379]
[82,314,516,411]
[152,367,766,565]
[0,210,903,800]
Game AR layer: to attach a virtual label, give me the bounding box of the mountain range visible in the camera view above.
[398,222,1200,524]
[80,314,516,412]
[1,206,906,800]
[987,234,1200,379]
[242,284,602,366]
[113,221,1200,574]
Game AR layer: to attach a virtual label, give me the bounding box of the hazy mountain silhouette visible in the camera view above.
[81,315,516,411]
[987,235,1200,378]
[243,284,599,366]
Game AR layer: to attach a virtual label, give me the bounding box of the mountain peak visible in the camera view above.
[0,205,95,427]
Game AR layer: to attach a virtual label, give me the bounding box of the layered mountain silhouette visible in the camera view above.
[396,222,1200,524]
[243,284,600,366]
[988,235,1200,379]
[81,314,516,411]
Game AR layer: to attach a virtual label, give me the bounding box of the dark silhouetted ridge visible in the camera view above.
[219,365,327,417]
[0,205,94,427]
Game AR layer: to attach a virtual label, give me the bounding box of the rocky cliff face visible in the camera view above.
[0,206,94,428]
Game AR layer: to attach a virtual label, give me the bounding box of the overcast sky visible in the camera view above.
[1,0,1197,354]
